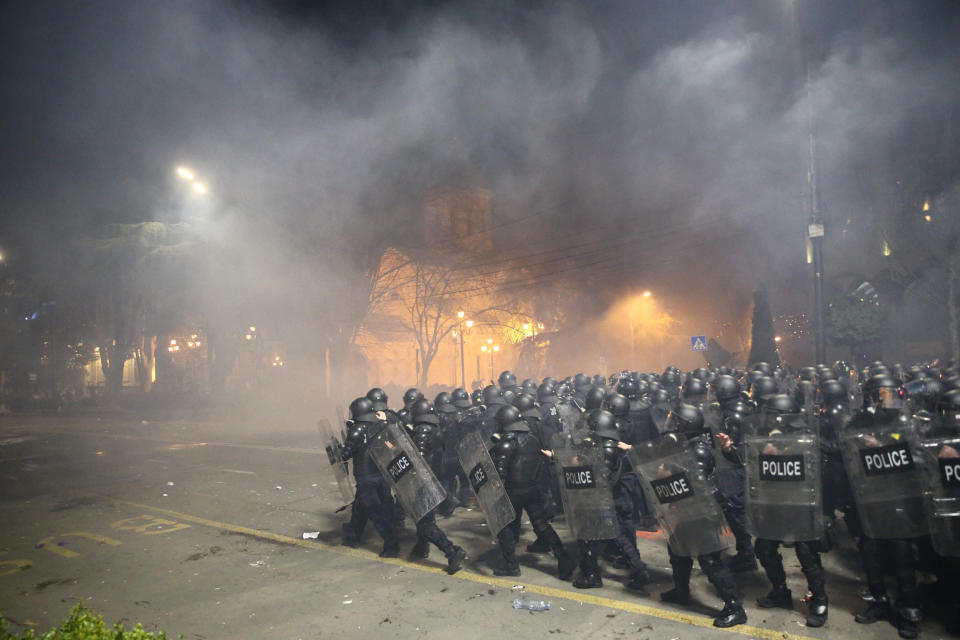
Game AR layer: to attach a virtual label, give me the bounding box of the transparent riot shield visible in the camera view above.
[551,432,619,541]
[557,403,582,433]
[368,422,446,523]
[840,415,928,539]
[630,437,730,557]
[704,404,745,500]
[743,413,823,542]
[319,417,354,504]
[917,436,960,557]
[457,431,516,539]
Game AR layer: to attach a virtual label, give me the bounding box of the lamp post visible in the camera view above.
[457,311,472,388]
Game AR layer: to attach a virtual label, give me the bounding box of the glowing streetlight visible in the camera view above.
[465,320,474,328]
[642,290,652,298]
[774,336,782,343]
[492,345,500,352]
[192,182,208,194]
[481,345,488,352]
[522,323,530,331]
[457,310,465,319]
[487,338,493,345]
[176,167,195,181]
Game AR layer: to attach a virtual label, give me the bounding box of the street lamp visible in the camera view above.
[457,311,467,387]
[174,165,209,195]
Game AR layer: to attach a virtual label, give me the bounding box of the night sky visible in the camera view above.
[2,0,958,346]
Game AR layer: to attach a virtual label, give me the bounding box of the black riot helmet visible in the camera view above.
[471,388,484,406]
[537,381,558,402]
[750,376,778,404]
[592,374,607,388]
[587,409,620,440]
[710,375,740,403]
[512,392,538,414]
[681,378,707,402]
[435,391,457,414]
[502,388,517,405]
[936,389,960,429]
[661,369,680,387]
[403,388,424,408]
[495,404,528,433]
[649,388,670,407]
[798,366,817,382]
[498,370,517,389]
[665,403,706,439]
[411,398,435,418]
[617,377,639,400]
[573,373,591,391]
[451,388,472,409]
[483,384,505,406]
[763,394,804,433]
[692,367,709,381]
[819,379,847,406]
[604,392,630,419]
[521,378,537,394]
[765,393,799,415]
[366,387,389,411]
[863,374,903,410]
[584,386,606,411]
[752,362,772,376]
[349,397,377,423]
[903,377,943,413]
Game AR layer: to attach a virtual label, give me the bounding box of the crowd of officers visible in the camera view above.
[329,361,960,638]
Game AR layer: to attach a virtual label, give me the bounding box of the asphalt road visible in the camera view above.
[0,414,953,639]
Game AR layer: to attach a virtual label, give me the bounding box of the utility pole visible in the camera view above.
[796,2,827,364]
[806,53,826,365]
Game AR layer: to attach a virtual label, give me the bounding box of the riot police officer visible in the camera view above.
[570,409,650,591]
[407,400,467,573]
[489,405,574,579]
[338,398,400,557]
[748,394,831,628]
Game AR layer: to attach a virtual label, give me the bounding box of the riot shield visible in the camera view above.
[704,405,745,500]
[551,432,620,541]
[457,431,516,539]
[319,417,354,504]
[557,402,581,433]
[743,413,823,542]
[840,414,928,539]
[630,438,730,557]
[917,436,960,557]
[368,422,446,523]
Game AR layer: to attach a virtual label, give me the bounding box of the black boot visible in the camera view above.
[446,546,467,575]
[493,563,521,577]
[855,596,890,624]
[573,571,603,589]
[895,606,921,639]
[557,550,575,581]
[714,597,747,628]
[626,567,650,590]
[757,585,793,609]
[379,540,400,558]
[660,587,692,605]
[525,537,552,553]
[806,594,828,628]
[410,539,429,559]
[341,523,362,548]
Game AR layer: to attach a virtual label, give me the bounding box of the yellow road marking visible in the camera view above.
[0,551,32,577]
[115,499,815,640]
[111,515,191,535]
[35,536,79,558]
[60,532,123,546]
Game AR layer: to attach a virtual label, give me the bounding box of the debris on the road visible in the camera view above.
[342,600,353,605]
[301,531,320,540]
[141,420,149,425]
[166,481,175,486]
[511,585,525,592]
[274,485,282,490]
[162,493,168,497]
[249,559,266,567]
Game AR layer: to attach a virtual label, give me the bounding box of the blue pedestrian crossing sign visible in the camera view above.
[691,336,708,352]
